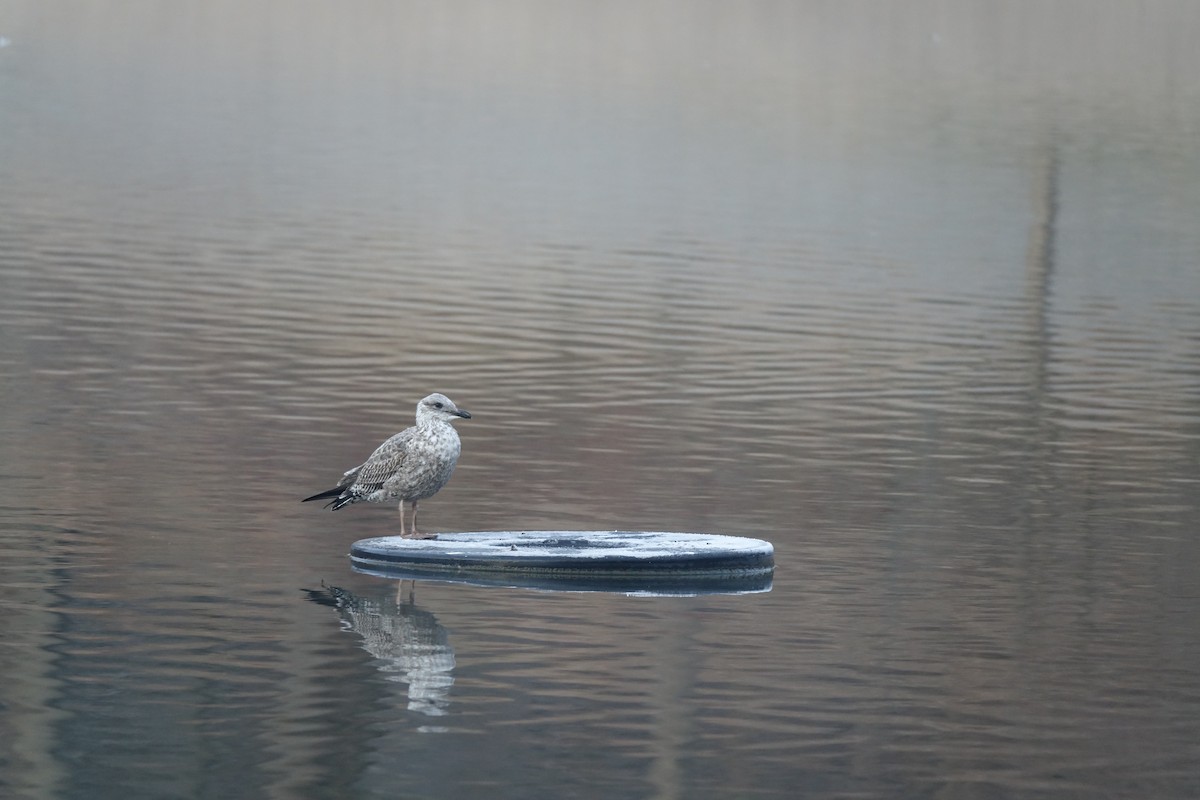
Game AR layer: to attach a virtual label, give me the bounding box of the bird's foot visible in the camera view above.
[410,531,439,540]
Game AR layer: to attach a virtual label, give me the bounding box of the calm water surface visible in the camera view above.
[2,2,1199,798]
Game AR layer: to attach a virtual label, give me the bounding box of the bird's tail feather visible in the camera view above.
[302,487,342,504]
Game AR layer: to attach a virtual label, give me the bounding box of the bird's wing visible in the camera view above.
[346,429,414,494]
[332,465,358,489]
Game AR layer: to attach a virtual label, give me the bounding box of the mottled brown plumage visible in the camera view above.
[303,393,471,538]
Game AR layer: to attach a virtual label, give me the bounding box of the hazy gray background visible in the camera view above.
[2,2,1198,798]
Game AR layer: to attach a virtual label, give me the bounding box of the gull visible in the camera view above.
[303,393,471,539]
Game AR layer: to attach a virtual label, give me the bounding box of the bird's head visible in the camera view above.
[417,393,472,424]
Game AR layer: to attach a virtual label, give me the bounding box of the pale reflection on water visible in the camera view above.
[306,583,455,719]
[2,2,1200,799]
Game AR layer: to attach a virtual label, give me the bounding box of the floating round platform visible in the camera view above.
[349,531,774,594]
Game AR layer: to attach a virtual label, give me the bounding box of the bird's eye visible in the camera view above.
[433,402,444,409]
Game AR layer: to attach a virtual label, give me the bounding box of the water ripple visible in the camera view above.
[2,3,1200,798]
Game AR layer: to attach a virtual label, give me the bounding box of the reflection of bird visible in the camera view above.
[304,583,455,717]
[303,393,471,539]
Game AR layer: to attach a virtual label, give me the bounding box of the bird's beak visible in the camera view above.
[455,409,472,419]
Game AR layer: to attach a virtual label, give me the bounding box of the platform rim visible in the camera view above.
[348,530,775,578]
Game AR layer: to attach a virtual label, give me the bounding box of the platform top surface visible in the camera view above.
[350,530,774,562]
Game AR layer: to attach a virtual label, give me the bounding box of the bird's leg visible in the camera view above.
[396,579,415,605]
[410,500,438,540]
[398,499,409,538]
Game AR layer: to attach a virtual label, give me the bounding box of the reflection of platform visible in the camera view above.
[350,531,774,595]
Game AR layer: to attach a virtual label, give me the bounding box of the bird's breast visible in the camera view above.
[383,423,461,500]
